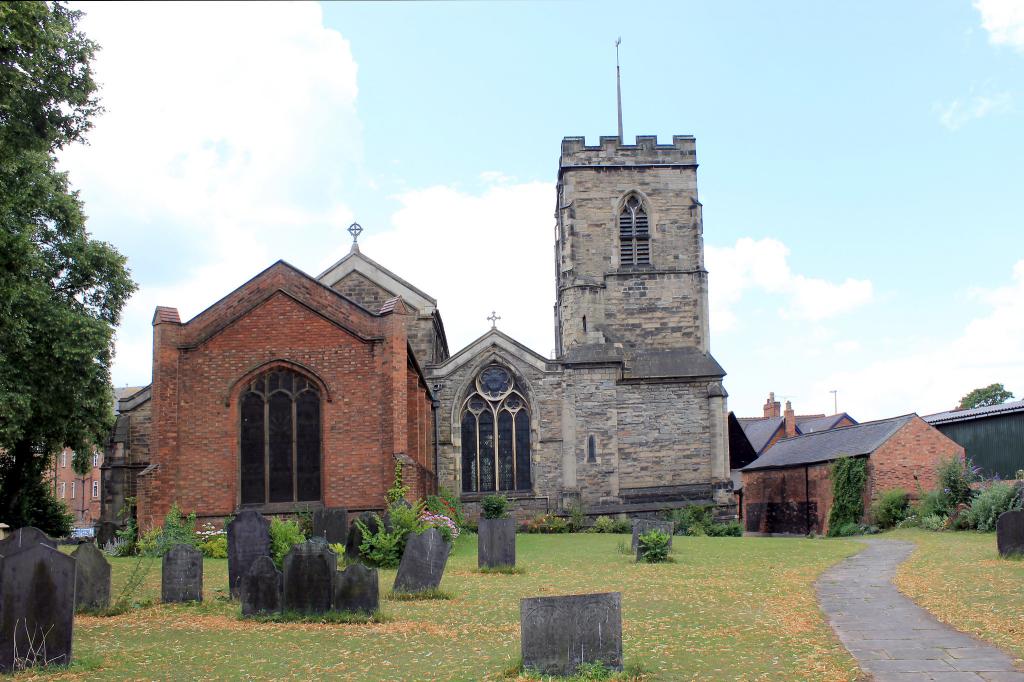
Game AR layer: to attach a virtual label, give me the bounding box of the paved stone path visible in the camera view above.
[817,539,1023,681]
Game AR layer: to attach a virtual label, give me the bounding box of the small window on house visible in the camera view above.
[60,481,66,498]
[92,481,99,498]
[92,452,99,468]
[71,481,76,499]
[61,451,67,468]
[618,195,650,267]
[587,435,597,463]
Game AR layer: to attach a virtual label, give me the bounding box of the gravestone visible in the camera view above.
[312,507,348,544]
[996,509,1024,558]
[283,540,336,614]
[0,526,57,557]
[71,542,111,611]
[333,563,379,614]
[240,556,283,616]
[0,544,76,672]
[393,527,449,594]
[227,510,271,599]
[630,519,675,552]
[520,592,623,676]
[345,511,386,560]
[478,517,516,568]
[161,544,203,603]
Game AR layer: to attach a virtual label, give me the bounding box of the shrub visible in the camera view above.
[920,514,946,531]
[591,516,630,534]
[522,513,569,534]
[200,535,227,559]
[938,455,978,510]
[387,500,427,549]
[354,505,427,569]
[137,503,200,557]
[828,457,868,535]
[384,460,410,507]
[665,505,713,536]
[967,482,1023,531]
[871,488,910,529]
[915,489,948,519]
[830,522,879,537]
[420,510,459,544]
[269,517,305,568]
[567,502,587,532]
[637,529,671,563]
[426,486,466,529]
[480,494,510,520]
[706,521,742,537]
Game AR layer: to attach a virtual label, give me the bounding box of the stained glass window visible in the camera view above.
[460,365,532,493]
[619,195,650,266]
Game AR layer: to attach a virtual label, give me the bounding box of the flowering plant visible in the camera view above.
[420,510,459,543]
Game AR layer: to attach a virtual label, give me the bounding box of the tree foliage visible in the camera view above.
[0,2,136,534]
[958,383,1015,410]
[828,457,868,536]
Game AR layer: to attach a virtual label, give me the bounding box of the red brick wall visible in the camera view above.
[741,463,832,535]
[50,447,102,527]
[868,416,964,502]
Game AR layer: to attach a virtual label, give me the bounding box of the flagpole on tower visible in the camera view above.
[615,37,624,142]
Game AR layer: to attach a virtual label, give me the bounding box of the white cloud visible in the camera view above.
[706,237,873,333]
[975,0,1024,51]
[935,92,1012,131]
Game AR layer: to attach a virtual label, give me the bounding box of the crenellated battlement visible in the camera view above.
[560,135,696,169]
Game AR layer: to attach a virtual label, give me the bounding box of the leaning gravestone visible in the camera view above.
[0,543,76,673]
[630,518,675,552]
[0,526,57,557]
[283,540,336,614]
[227,510,271,599]
[240,556,283,617]
[393,527,449,594]
[520,592,623,676]
[334,563,379,614]
[312,507,348,544]
[345,511,386,560]
[162,544,203,603]
[996,509,1024,558]
[478,517,516,568]
[72,542,111,611]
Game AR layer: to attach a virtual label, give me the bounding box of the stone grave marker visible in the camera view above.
[0,526,57,557]
[161,544,203,603]
[478,517,516,568]
[227,510,271,599]
[0,544,76,672]
[630,518,674,552]
[334,562,379,614]
[996,509,1024,558]
[240,556,283,616]
[283,540,336,614]
[520,592,623,676]
[345,511,386,560]
[393,527,449,594]
[312,507,348,544]
[71,542,111,611]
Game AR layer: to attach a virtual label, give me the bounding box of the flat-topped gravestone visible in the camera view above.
[0,544,76,672]
[521,592,623,676]
[630,519,674,552]
[283,540,336,614]
[345,511,386,560]
[227,510,271,599]
[0,526,57,557]
[393,527,449,594]
[162,544,203,603]
[240,556,283,616]
[334,563,379,614]
[312,508,348,544]
[996,509,1024,558]
[478,517,516,568]
[72,542,111,611]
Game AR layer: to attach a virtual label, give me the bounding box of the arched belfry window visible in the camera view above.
[239,369,321,505]
[460,365,531,493]
[619,195,650,266]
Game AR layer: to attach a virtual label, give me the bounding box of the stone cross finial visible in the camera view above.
[487,311,501,329]
[347,221,363,243]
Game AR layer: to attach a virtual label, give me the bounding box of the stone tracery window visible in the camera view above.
[239,368,321,505]
[619,194,650,266]
[460,365,531,493]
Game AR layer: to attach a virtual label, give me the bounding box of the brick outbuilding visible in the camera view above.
[741,414,964,535]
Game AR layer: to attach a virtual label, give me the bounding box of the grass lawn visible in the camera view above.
[29,534,864,681]
[890,528,1024,668]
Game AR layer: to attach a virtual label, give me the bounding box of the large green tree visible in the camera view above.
[0,2,136,534]
[958,383,1015,410]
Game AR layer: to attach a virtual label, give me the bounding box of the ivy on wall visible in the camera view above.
[828,457,868,535]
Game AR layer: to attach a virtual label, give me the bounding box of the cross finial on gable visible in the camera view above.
[487,311,501,329]
[347,221,363,253]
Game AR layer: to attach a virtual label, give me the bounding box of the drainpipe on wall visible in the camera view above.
[431,398,441,494]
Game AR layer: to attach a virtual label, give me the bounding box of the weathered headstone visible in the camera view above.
[0,526,57,557]
[161,543,203,603]
[227,510,271,599]
[312,507,348,544]
[0,544,76,672]
[630,518,675,552]
[996,509,1024,558]
[478,517,516,568]
[393,527,449,594]
[283,540,336,614]
[71,542,111,611]
[520,592,623,676]
[345,511,386,560]
[333,563,379,614]
[240,555,283,616]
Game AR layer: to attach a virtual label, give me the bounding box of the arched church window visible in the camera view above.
[461,365,531,494]
[619,195,650,266]
[239,369,321,505]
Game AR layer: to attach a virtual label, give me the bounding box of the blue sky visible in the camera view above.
[64,1,1023,420]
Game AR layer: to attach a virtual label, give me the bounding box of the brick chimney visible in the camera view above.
[784,400,796,437]
[763,392,781,418]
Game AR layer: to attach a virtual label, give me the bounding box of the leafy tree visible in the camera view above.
[0,2,136,534]
[958,383,1015,410]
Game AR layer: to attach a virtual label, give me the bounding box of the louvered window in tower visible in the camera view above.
[619,195,650,266]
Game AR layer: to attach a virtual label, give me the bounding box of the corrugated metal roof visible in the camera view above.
[923,399,1024,425]
[742,414,915,471]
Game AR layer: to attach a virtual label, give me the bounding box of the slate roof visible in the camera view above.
[737,417,785,454]
[797,413,857,434]
[623,348,726,380]
[923,399,1024,425]
[742,414,916,471]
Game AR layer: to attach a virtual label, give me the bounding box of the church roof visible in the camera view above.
[623,348,726,380]
[433,328,554,376]
[317,248,436,311]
